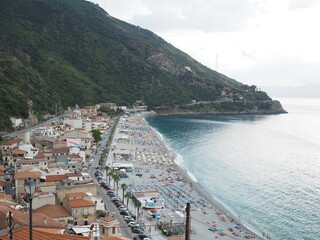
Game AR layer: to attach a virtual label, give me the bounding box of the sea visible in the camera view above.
[146,98,320,240]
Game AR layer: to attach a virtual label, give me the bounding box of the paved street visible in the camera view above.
[88,119,134,239]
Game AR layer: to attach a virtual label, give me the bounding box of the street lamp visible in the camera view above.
[24,177,36,240]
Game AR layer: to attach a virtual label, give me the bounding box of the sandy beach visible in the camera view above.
[106,113,265,240]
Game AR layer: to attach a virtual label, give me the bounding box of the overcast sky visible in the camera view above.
[90,0,320,96]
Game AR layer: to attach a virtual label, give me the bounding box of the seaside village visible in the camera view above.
[0,103,260,240]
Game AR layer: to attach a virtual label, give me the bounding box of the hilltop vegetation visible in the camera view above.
[0,0,283,131]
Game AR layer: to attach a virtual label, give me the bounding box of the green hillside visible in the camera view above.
[0,0,284,131]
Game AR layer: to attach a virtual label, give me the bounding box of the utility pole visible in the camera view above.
[7,211,13,240]
[215,54,219,72]
[185,202,191,240]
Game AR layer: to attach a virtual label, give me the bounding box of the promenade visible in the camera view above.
[106,113,263,240]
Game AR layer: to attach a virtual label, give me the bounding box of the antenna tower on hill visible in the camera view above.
[215,54,219,72]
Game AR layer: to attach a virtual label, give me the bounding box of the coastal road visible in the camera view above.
[4,116,61,139]
[88,119,134,239]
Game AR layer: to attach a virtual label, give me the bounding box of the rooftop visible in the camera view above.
[12,149,28,154]
[15,170,41,180]
[67,192,88,198]
[0,194,12,200]
[46,175,67,182]
[69,199,95,208]
[17,159,47,164]
[0,206,64,230]
[133,189,160,199]
[34,204,71,218]
[0,138,22,146]
[0,226,87,240]
[100,216,116,222]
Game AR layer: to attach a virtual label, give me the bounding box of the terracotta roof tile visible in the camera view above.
[68,154,81,159]
[12,149,28,154]
[34,204,71,218]
[52,147,70,154]
[0,206,64,231]
[0,138,22,146]
[69,199,95,208]
[65,173,82,177]
[15,171,41,180]
[101,216,116,222]
[0,194,12,200]
[0,226,88,239]
[66,192,87,198]
[0,165,4,172]
[46,175,67,182]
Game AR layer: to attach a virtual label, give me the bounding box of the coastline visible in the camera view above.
[144,113,265,239]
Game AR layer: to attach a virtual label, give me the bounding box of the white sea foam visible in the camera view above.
[187,170,198,183]
[174,153,184,166]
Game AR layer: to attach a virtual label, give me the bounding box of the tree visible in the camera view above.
[105,166,110,179]
[107,171,114,184]
[134,199,142,221]
[121,183,127,201]
[91,129,102,143]
[124,192,132,209]
[96,210,106,218]
[113,175,120,195]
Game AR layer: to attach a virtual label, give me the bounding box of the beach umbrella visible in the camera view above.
[236,224,241,226]
[245,232,251,234]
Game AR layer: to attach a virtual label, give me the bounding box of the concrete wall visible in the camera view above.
[56,182,98,204]
[32,193,55,210]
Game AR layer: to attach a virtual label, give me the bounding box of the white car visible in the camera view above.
[128,222,139,227]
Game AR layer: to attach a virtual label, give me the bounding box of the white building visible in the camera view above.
[10,117,23,128]
[86,192,104,211]
[63,118,83,130]
[19,143,39,159]
[16,159,48,170]
[133,190,165,210]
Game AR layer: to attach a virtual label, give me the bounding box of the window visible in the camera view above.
[83,208,88,215]
[112,227,116,234]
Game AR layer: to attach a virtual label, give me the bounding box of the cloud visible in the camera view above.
[91,0,259,32]
[289,0,320,10]
[227,55,320,88]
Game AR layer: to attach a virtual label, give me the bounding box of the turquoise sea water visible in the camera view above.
[146,98,320,240]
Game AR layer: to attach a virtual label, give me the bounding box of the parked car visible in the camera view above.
[103,185,112,190]
[125,218,135,223]
[129,223,140,228]
[120,210,130,216]
[128,222,139,227]
[114,202,124,207]
[131,228,144,234]
[138,234,150,240]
